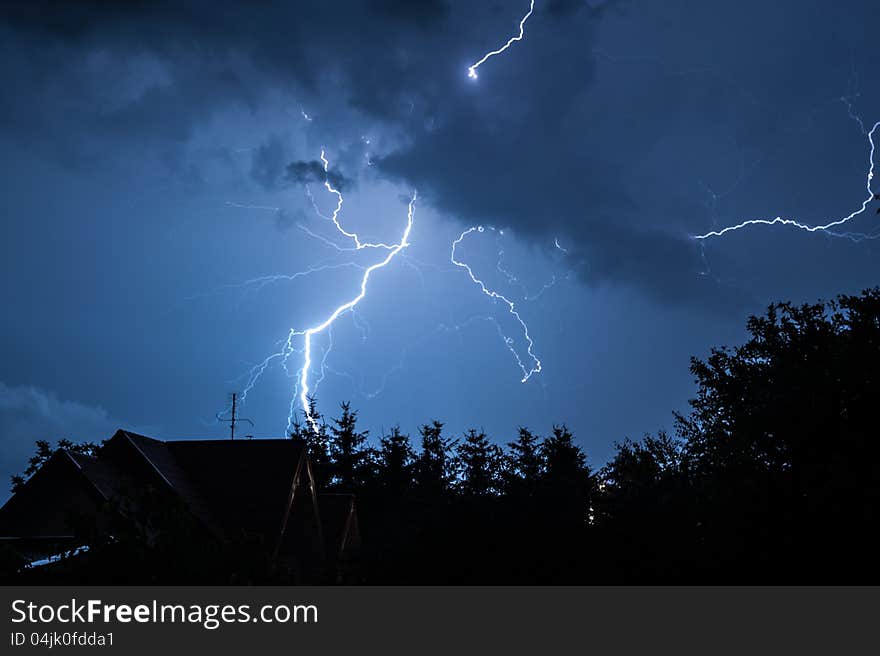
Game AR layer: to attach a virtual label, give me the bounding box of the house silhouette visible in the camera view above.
[0,430,360,582]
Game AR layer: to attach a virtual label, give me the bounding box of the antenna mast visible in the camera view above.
[217,393,254,440]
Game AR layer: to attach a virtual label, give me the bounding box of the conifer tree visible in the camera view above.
[375,425,415,497]
[414,421,457,495]
[505,427,544,496]
[328,402,370,490]
[457,429,503,497]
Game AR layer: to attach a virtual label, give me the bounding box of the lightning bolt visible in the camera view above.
[294,190,416,431]
[693,119,879,242]
[230,3,559,429]
[467,0,535,80]
[190,261,365,302]
[451,226,541,382]
[317,149,399,251]
[231,148,416,434]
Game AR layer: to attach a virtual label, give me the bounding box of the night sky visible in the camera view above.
[1,0,878,497]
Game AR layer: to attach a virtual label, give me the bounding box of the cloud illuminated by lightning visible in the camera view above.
[451,226,541,382]
[234,148,417,433]
[693,120,879,242]
[235,1,555,428]
[467,0,535,80]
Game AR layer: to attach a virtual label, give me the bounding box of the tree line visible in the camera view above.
[293,288,880,583]
[7,288,880,583]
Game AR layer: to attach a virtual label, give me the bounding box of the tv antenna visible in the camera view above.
[216,393,254,440]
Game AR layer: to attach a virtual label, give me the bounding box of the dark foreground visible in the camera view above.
[2,289,879,584]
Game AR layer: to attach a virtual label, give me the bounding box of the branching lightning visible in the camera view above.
[467,0,535,80]
[317,149,398,251]
[220,11,875,436]
[198,261,365,298]
[229,5,561,429]
[693,119,879,242]
[451,226,541,382]
[232,148,417,433]
[294,192,416,431]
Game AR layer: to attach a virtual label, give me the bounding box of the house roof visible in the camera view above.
[65,451,126,501]
[99,431,309,541]
[0,450,107,539]
[163,438,308,540]
[109,431,219,534]
[1,431,312,546]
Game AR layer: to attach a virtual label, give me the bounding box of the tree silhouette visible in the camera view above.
[328,402,370,491]
[413,421,457,495]
[595,431,691,578]
[504,427,543,497]
[541,426,589,487]
[600,432,683,501]
[10,439,101,493]
[457,429,503,497]
[539,425,593,528]
[671,289,880,579]
[374,426,415,497]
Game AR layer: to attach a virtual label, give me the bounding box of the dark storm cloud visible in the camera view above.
[0,2,153,38]
[367,0,450,25]
[0,0,869,307]
[286,160,352,191]
[545,0,601,17]
[0,0,715,304]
